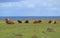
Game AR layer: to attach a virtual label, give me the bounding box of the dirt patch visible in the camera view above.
[32,35,38,38]
[13,33,23,37]
[47,27,55,32]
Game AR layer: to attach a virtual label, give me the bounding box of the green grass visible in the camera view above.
[0,20,60,38]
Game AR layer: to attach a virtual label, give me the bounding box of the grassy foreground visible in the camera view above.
[0,20,60,38]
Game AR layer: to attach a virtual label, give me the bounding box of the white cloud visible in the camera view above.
[0,0,60,16]
[0,0,60,10]
[0,0,35,8]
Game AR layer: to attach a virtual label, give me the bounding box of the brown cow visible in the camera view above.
[33,20,38,23]
[5,18,10,23]
[5,18,14,24]
[9,21,14,24]
[53,21,56,24]
[51,20,57,24]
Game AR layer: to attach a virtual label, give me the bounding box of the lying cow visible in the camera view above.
[51,20,57,24]
[33,20,39,23]
[25,20,29,23]
[17,20,22,23]
[38,20,42,23]
[5,18,14,24]
[48,20,52,24]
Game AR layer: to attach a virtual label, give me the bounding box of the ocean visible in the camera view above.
[0,16,60,20]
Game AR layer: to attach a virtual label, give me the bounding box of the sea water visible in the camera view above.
[0,16,60,20]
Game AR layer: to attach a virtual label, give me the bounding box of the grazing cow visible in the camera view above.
[17,20,22,23]
[25,20,29,23]
[38,20,42,23]
[48,20,52,24]
[5,18,14,24]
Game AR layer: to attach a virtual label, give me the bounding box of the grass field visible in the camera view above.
[0,20,60,38]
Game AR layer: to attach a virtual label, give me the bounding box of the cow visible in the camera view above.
[33,20,39,23]
[51,20,57,24]
[5,18,10,23]
[25,20,29,23]
[5,18,14,24]
[17,20,22,23]
[48,20,52,24]
[38,20,42,23]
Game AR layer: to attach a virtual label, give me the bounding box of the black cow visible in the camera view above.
[25,20,29,23]
[17,20,22,23]
[38,20,42,23]
[48,20,52,24]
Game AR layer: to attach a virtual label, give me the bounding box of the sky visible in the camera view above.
[0,0,60,16]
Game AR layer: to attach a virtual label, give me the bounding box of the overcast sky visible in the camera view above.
[0,0,60,16]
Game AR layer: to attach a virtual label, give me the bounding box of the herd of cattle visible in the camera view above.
[5,18,57,38]
[5,18,57,24]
